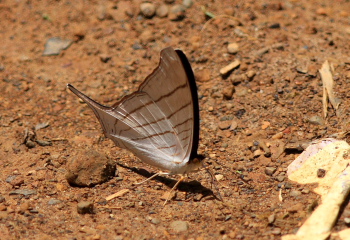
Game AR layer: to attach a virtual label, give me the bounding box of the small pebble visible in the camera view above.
[231,74,247,84]
[182,0,193,8]
[317,169,326,178]
[218,121,231,130]
[255,47,269,56]
[122,2,135,17]
[139,30,155,44]
[230,120,238,130]
[222,86,234,100]
[97,4,107,20]
[268,214,275,224]
[195,69,211,82]
[222,142,229,148]
[296,67,308,74]
[261,121,271,130]
[140,3,156,18]
[228,231,236,239]
[156,5,168,18]
[265,167,276,176]
[290,190,302,197]
[77,201,94,214]
[344,217,350,224]
[168,4,186,21]
[227,42,239,54]
[269,23,280,29]
[276,176,285,182]
[246,70,256,80]
[235,87,249,98]
[308,115,324,125]
[99,54,111,63]
[271,228,281,235]
[6,175,24,187]
[215,174,224,181]
[43,37,73,56]
[151,218,161,224]
[301,188,310,194]
[316,8,328,15]
[18,202,30,214]
[25,140,36,148]
[253,149,263,157]
[170,220,188,232]
[272,132,283,139]
[29,209,39,213]
[132,42,142,50]
[259,141,271,157]
[48,199,62,205]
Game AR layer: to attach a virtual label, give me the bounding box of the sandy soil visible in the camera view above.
[1,0,350,239]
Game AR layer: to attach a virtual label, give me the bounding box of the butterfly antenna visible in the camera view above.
[204,164,223,201]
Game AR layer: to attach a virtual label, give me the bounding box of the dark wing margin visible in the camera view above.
[175,49,200,161]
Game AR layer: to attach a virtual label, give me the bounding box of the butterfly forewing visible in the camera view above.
[137,48,197,161]
[67,47,199,173]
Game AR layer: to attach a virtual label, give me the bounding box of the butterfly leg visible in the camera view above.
[163,175,186,206]
[135,171,169,185]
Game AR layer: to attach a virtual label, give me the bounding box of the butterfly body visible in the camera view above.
[68,47,201,175]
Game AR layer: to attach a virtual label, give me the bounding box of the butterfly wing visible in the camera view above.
[67,47,199,173]
[138,48,199,162]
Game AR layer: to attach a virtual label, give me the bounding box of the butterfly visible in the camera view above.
[67,47,204,186]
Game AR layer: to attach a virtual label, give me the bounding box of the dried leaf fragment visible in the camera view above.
[319,60,341,118]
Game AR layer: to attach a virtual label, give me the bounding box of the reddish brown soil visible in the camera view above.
[1,0,350,239]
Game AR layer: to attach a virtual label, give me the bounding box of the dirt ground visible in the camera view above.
[1,0,350,239]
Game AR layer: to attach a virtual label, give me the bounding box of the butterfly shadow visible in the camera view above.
[116,162,218,201]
